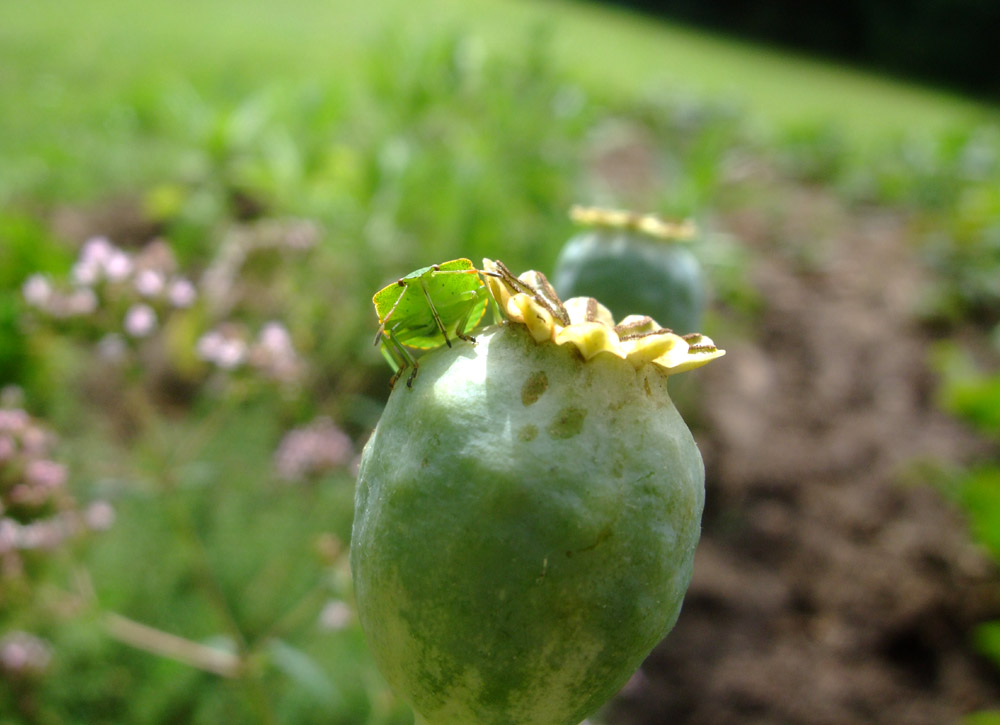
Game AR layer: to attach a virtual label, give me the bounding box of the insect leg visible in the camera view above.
[418,276,453,348]
[380,331,420,389]
[374,285,409,346]
[453,285,489,342]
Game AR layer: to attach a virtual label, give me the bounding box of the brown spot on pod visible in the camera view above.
[521,371,549,406]
[547,407,586,439]
[517,424,539,442]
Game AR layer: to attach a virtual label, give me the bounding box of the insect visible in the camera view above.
[373,258,492,388]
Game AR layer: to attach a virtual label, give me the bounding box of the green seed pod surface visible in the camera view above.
[552,209,706,334]
[351,322,706,725]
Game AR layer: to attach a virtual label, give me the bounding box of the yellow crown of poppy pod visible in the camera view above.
[483,258,725,374]
[569,205,697,242]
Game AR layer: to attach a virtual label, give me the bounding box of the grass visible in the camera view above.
[541,1,995,137]
[1,0,996,203]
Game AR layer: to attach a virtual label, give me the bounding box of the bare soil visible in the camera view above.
[609,187,1000,724]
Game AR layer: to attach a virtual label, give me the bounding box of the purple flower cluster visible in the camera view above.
[0,406,114,579]
[273,417,354,482]
[23,236,197,342]
[23,229,314,391]
[197,320,305,383]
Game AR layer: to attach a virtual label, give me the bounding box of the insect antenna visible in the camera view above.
[491,260,571,326]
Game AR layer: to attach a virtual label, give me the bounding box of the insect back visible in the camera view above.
[373,258,491,387]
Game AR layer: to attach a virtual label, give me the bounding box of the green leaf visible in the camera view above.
[973,621,1000,665]
[947,376,1000,435]
[958,467,1000,561]
[934,342,1000,435]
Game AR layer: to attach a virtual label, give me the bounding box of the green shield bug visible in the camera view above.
[373,258,492,388]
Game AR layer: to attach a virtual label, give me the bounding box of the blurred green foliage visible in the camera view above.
[0,214,72,405]
[935,343,1000,720]
[1,0,990,210]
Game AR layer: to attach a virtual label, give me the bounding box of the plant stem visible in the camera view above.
[102,612,239,677]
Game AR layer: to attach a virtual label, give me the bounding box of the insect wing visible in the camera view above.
[398,262,484,349]
[372,259,475,321]
[433,258,477,273]
[459,293,489,336]
[373,260,461,322]
[373,279,409,325]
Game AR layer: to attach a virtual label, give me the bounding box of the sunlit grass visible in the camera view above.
[1,0,995,202]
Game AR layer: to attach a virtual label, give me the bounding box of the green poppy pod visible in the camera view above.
[352,262,724,725]
[552,206,706,335]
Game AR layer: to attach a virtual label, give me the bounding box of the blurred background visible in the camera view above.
[2,0,1000,722]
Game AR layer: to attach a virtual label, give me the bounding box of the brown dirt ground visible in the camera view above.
[609,187,1000,724]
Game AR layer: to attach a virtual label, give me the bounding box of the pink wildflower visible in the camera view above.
[197,328,248,370]
[274,417,353,481]
[168,277,197,308]
[84,501,116,531]
[123,304,157,338]
[318,599,353,631]
[104,249,133,282]
[134,269,166,297]
[22,274,53,307]
[0,632,52,676]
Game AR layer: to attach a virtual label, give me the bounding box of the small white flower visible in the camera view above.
[123,304,157,338]
[67,287,98,315]
[318,599,353,631]
[79,237,114,266]
[216,339,248,369]
[196,330,247,370]
[22,275,52,307]
[249,322,303,382]
[167,278,197,308]
[134,269,166,297]
[195,331,222,361]
[258,322,293,355]
[274,417,354,481]
[104,250,133,282]
[71,259,101,286]
[84,501,116,531]
[0,632,53,675]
